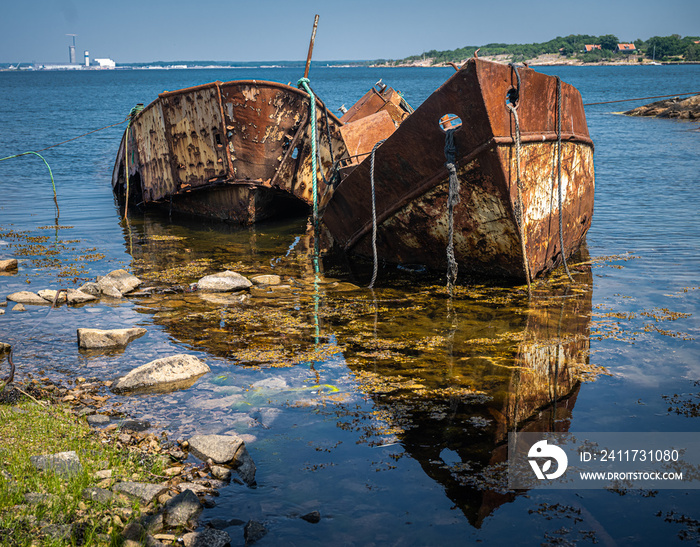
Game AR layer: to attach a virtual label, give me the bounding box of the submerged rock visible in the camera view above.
[197,271,252,292]
[6,291,50,305]
[187,434,256,486]
[77,327,147,349]
[250,274,281,286]
[30,451,82,476]
[112,354,210,394]
[0,259,18,271]
[244,520,267,545]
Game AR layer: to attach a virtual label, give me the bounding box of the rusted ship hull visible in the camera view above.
[322,58,594,280]
[112,80,347,224]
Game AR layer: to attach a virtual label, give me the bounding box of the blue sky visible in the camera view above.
[1,0,698,63]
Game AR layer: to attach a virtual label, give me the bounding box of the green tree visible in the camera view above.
[685,43,700,62]
[599,34,619,50]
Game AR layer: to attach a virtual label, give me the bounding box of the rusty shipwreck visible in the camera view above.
[112,80,350,224]
[321,58,595,281]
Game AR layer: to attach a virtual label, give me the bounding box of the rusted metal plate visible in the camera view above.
[321,58,594,280]
[338,110,398,169]
[340,84,412,126]
[113,80,348,224]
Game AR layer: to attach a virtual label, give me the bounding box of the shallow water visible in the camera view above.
[1,65,699,545]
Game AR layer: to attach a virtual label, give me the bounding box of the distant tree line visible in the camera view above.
[380,34,700,65]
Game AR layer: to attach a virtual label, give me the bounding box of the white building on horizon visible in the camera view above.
[94,58,116,69]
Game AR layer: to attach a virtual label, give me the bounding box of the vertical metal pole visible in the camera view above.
[304,14,319,79]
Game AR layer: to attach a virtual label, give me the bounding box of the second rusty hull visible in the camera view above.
[112,80,346,224]
[322,58,595,280]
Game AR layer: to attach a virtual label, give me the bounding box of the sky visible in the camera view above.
[1,0,698,64]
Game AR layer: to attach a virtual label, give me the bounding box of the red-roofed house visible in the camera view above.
[584,44,601,52]
[616,43,636,53]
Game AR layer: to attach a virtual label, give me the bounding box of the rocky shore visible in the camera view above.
[624,93,700,120]
[1,267,331,545]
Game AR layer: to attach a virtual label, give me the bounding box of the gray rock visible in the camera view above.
[182,528,232,547]
[197,271,252,292]
[244,520,267,545]
[250,274,281,286]
[77,327,147,349]
[24,492,53,505]
[37,289,67,304]
[6,291,49,305]
[119,419,151,432]
[187,434,256,486]
[140,512,164,535]
[78,282,101,296]
[113,482,168,505]
[0,259,18,271]
[66,289,98,304]
[163,489,203,528]
[97,269,142,296]
[12,303,26,312]
[210,465,232,482]
[113,354,210,394]
[82,487,114,504]
[41,523,73,541]
[30,451,82,476]
[87,414,110,427]
[121,522,145,541]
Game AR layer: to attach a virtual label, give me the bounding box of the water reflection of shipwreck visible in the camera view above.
[322,58,595,280]
[341,271,594,526]
[112,79,411,225]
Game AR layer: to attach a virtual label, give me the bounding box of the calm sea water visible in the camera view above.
[1,65,699,545]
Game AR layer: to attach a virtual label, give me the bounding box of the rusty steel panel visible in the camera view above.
[159,83,228,192]
[322,57,594,280]
[339,110,398,169]
[340,85,411,126]
[112,80,348,224]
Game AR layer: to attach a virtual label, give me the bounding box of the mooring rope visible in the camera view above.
[583,91,700,106]
[0,115,132,222]
[0,151,59,220]
[444,128,460,292]
[555,78,574,282]
[506,65,532,295]
[368,139,386,289]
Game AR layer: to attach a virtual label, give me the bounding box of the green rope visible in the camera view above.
[0,151,59,219]
[297,78,318,226]
[297,77,320,274]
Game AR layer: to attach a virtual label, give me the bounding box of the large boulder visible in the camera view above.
[187,434,256,486]
[112,354,210,394]
[77,328,147,349]
[197,271,252,292]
